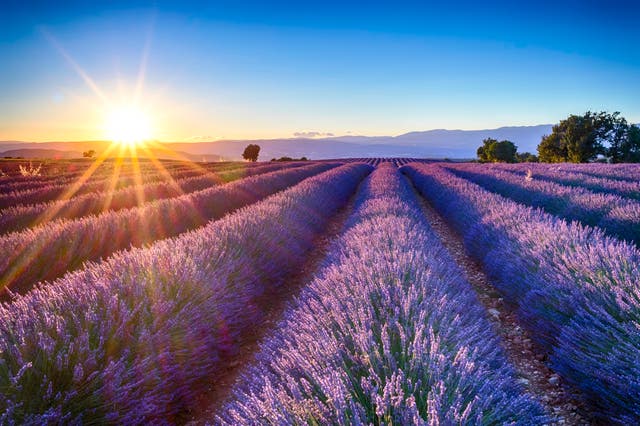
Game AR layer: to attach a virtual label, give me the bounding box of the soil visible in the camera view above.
[181,183,363,425]
[406,175,592,425]
[183,168,595,425]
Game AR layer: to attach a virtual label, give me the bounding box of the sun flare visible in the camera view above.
[103,106,152,146]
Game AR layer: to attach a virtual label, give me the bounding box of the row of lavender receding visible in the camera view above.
[0,159,215,194]
[493,163,640,201]
[524,162,640,183]
[445,163,640,246]
[320,158,430,167]
[219,164,547,424]
[0,162,337,297]
[0,162,306,235]
[0,162,205,202]
[0,161,262,208]
[403,163,640,424]
[0,163,372,424]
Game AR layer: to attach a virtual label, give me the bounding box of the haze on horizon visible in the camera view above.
[1,0,639,143]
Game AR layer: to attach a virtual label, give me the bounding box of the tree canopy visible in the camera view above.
[537,111,640,163]
[477,138,518,163]
[609,123,640,163]
[242,144,260,162]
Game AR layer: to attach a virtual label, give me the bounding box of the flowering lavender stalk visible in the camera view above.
[0,160,190,193]
[404,163,640,424]
[0,163,372,424]
[218,164,546,425]
[445,163,640,246]
[0,161,258,195]
[0,160,268,206]
[0,162,337,296]
[0,162,305,235]
[491,163,640,200]
[531,162,640,183]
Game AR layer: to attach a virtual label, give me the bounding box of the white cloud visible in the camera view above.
[188,135,218,142]
[293,131,334,138]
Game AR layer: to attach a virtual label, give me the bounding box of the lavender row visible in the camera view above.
[446,163,640,246]
[531,162,640,183]
[219,164,546,424]
[0,161,260,207]
[0,162,337,296]
[319,158,431,167]
[403,163,640,424]
[0,162,304,235]
[0,163,371,424]
[494,163,640,201]
[0,159,210,194]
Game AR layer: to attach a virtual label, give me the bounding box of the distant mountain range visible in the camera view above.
[0,125,553,160]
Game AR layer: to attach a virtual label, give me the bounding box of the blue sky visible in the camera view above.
[1,1,639,141]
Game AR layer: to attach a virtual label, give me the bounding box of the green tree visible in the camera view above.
[537,132,566,162]
[609,124,640,163]
[516,152,539,162]
[242,144,260,162]
[476,138,494,162]
[82,150,96,158]
[537,111,629,163]
[477,138,517,163]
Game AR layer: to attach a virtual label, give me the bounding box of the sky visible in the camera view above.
[1,0,639,142]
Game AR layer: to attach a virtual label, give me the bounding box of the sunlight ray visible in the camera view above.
[134,12,156,106]
[137,143,187,196]
[127,144,147,207]
[100,149,126,212]
[26,143,119,230]
[41,29,110,105]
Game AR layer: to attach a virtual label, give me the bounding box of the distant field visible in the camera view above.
[0,158,638,424]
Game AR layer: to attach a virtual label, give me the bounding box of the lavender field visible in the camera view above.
[0,158,639,425]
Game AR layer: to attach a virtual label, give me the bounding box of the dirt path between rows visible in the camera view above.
[181,182,363,425]
[406,176,592,425]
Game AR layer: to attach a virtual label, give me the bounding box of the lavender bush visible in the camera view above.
[534,162,640,183]
[493,163,640,200]
[218,164,546,425]
[0,161,250,195]
[445,163,640,246]
[0,162,337,295]
[0,161,263,207]
[0,162,304,234]
[403,163,640,424]
[0,163,371,424]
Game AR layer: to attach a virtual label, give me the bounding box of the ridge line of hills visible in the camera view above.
[0,125,553,160]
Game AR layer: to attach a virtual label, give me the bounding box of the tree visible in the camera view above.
[242,144,260,162]
[477,138,517,163]
[83,150,96,158]
[537,132,566,163]
[609,124,640,163]
[516,152,539,162]
[537,111,627,163]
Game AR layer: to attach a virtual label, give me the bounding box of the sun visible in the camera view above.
[103,105,152,146]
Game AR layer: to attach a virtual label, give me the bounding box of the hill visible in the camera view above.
[0,125,552,160]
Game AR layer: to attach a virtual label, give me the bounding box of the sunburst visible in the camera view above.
[103,105,152,146]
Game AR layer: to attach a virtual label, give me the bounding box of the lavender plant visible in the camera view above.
[0,161,305,235]
[218,164,546,425]
[0,162,337,296]
[494,163,640,200]
[403,163,640,424]
[445,163,640,246]
[0,161,248,194]
[0,161,270,207]
[0,163,372,424]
